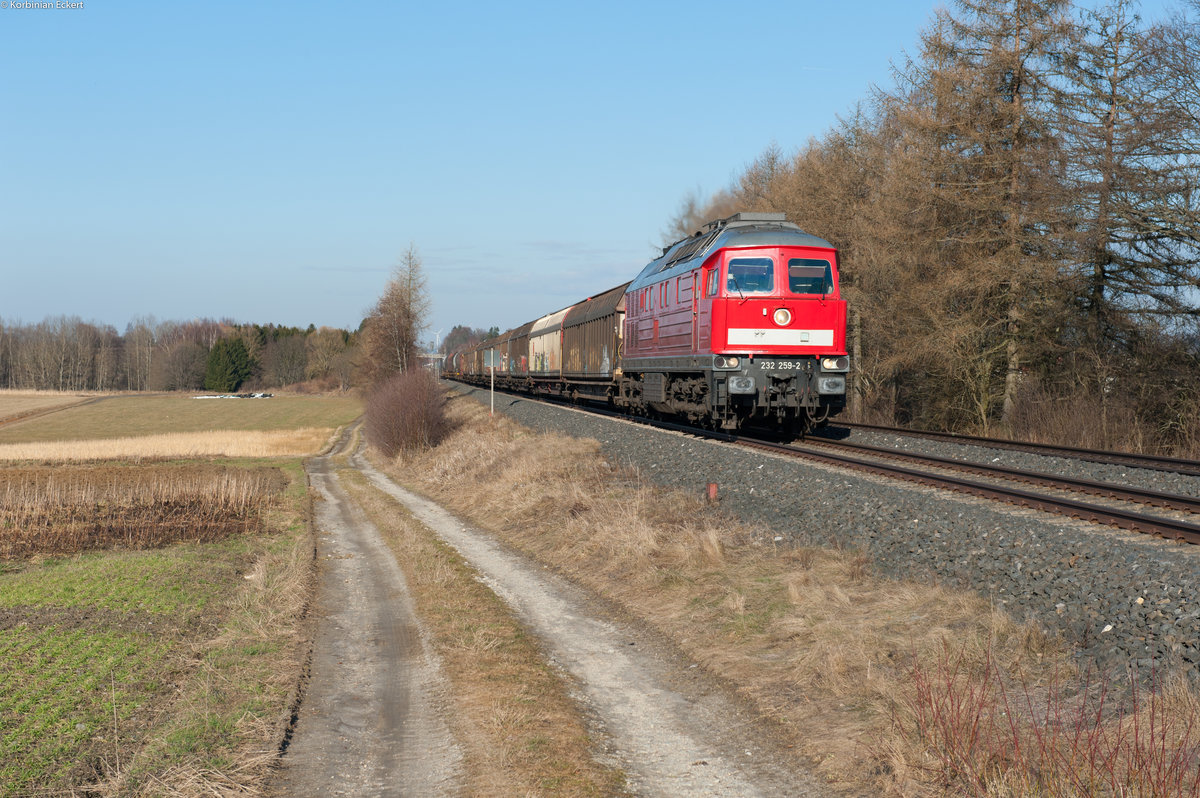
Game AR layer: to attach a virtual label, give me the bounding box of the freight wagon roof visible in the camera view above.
[509,319,536,339]
[531,307,571,336]
[629,214,834,291]
[563,282,629,329]
[493,326,519,345]
[494,317,537,344]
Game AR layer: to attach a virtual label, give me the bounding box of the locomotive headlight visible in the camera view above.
[772,308,792,326]
[820,356,849,372]
[714,356,740,369]
[817,376,846,394]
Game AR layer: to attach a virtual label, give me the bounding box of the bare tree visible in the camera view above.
[306,326,350,381]
[263,334,308,387]
[0,319,12,388]
[659,188,740,248]
[361,244,431,384]
[736,143,788,211]
[154,339,208,390]
[123,317,157,391]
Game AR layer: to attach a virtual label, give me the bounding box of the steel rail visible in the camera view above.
[834,421,1200,477]
[733,437,1200,545]
[799,437,1200,514]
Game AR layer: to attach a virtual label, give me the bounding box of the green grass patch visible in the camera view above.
[0,625,171,793]
[0,546,249,616]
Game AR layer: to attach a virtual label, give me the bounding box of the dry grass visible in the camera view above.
[0,391,359,461]
[373,394,1200,796]
[338,468,626,796]
[0,428,336,462]
[0,464,287,559]
[980,383,1200,460]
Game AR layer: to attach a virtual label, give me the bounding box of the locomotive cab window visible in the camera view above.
[726,258,774,294]
[788,259,833,295]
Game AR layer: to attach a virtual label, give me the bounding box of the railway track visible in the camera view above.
[609,418,1200,545]
[833,421,1200,477]
[588,409,1200,544]
[768,437,1200,545]
[447,380,1200,545]
[799,436,1200,514]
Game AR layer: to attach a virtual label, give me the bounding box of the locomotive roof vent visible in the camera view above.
[725,211,787,224]
[703,211,789,233]
[656,211,811,272]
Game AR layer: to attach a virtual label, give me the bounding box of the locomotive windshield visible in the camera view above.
[726,258,774,294]
[788,258,833,295]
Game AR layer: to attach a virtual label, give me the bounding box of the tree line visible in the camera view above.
[2,243,436,395]
[0,316,358,393]
[673,0,1200,454]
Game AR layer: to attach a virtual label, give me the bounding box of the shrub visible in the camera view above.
[365,369,446,457]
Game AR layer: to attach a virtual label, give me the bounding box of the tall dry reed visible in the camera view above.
[0,429,332,462]
[0,465,286,559]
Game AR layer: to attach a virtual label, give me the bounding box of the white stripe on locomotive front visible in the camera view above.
[726,328,835,347]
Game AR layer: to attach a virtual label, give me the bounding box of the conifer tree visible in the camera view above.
[204,337,252,392]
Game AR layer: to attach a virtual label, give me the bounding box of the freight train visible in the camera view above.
[444,212,849,435]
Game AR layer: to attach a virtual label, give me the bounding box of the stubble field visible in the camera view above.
[0,391,359,796]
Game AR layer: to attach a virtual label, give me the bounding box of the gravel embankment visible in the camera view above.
[454,385,1200,680]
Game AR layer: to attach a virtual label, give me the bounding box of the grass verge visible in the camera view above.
[337,467,626,797]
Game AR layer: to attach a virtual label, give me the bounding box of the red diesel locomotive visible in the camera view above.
[446,212,849,434]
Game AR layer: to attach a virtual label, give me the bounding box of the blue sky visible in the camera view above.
[0,0,1183,344]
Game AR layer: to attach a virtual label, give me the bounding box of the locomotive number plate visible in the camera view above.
[756,360,805,371]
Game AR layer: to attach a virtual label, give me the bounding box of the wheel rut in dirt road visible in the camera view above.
[354,451,830,798]
[271,428,464,797]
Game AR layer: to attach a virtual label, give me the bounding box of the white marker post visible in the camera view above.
[489,347,496,417]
